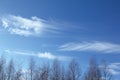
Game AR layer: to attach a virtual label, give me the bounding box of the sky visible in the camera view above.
[0,0,120,79]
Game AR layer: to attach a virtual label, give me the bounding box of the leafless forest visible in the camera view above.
[0,56,114,80]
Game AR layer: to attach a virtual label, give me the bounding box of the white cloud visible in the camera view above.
[38,52,55,59]
[5,49,71,61]
[99,62,120,75]
[59,41,120,53]
[108,63,120,75]
[1,15,58,36]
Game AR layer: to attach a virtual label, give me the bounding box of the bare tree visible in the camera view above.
[50,59,61,80]
[14,68,22,80]
[67,59,81,80]
[39,63,50,80]
[34,63,50,80]
[24,70,29,80]
[61,66,66,80]
[29,58,35,80]
[84,58,101,80]
[101,60,113,80]
[7,59,15,80]
[0,56,6,80]
[33,67,40,80]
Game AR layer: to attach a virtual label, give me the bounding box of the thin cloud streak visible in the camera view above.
[59,41,120,53]
[5,49,71,61]
[1,15,59,37]
[100,62,120,75]
[108,63,120,75]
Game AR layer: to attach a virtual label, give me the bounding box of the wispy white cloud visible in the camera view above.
[5,49,71,61]
[59,41,120,53]
[108,63,120,75]
[99,62,120,75]
[1,15,59,36]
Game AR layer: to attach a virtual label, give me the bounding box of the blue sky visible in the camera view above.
[0,0,120,79]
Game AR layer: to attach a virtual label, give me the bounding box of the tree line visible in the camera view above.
[0,56,114,80]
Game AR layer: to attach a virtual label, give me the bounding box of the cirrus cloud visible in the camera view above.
[1,15,59,36]
[5,49,71,61]
[108,63,120,75]
[99,62,120,75]
[59,41,120,53]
